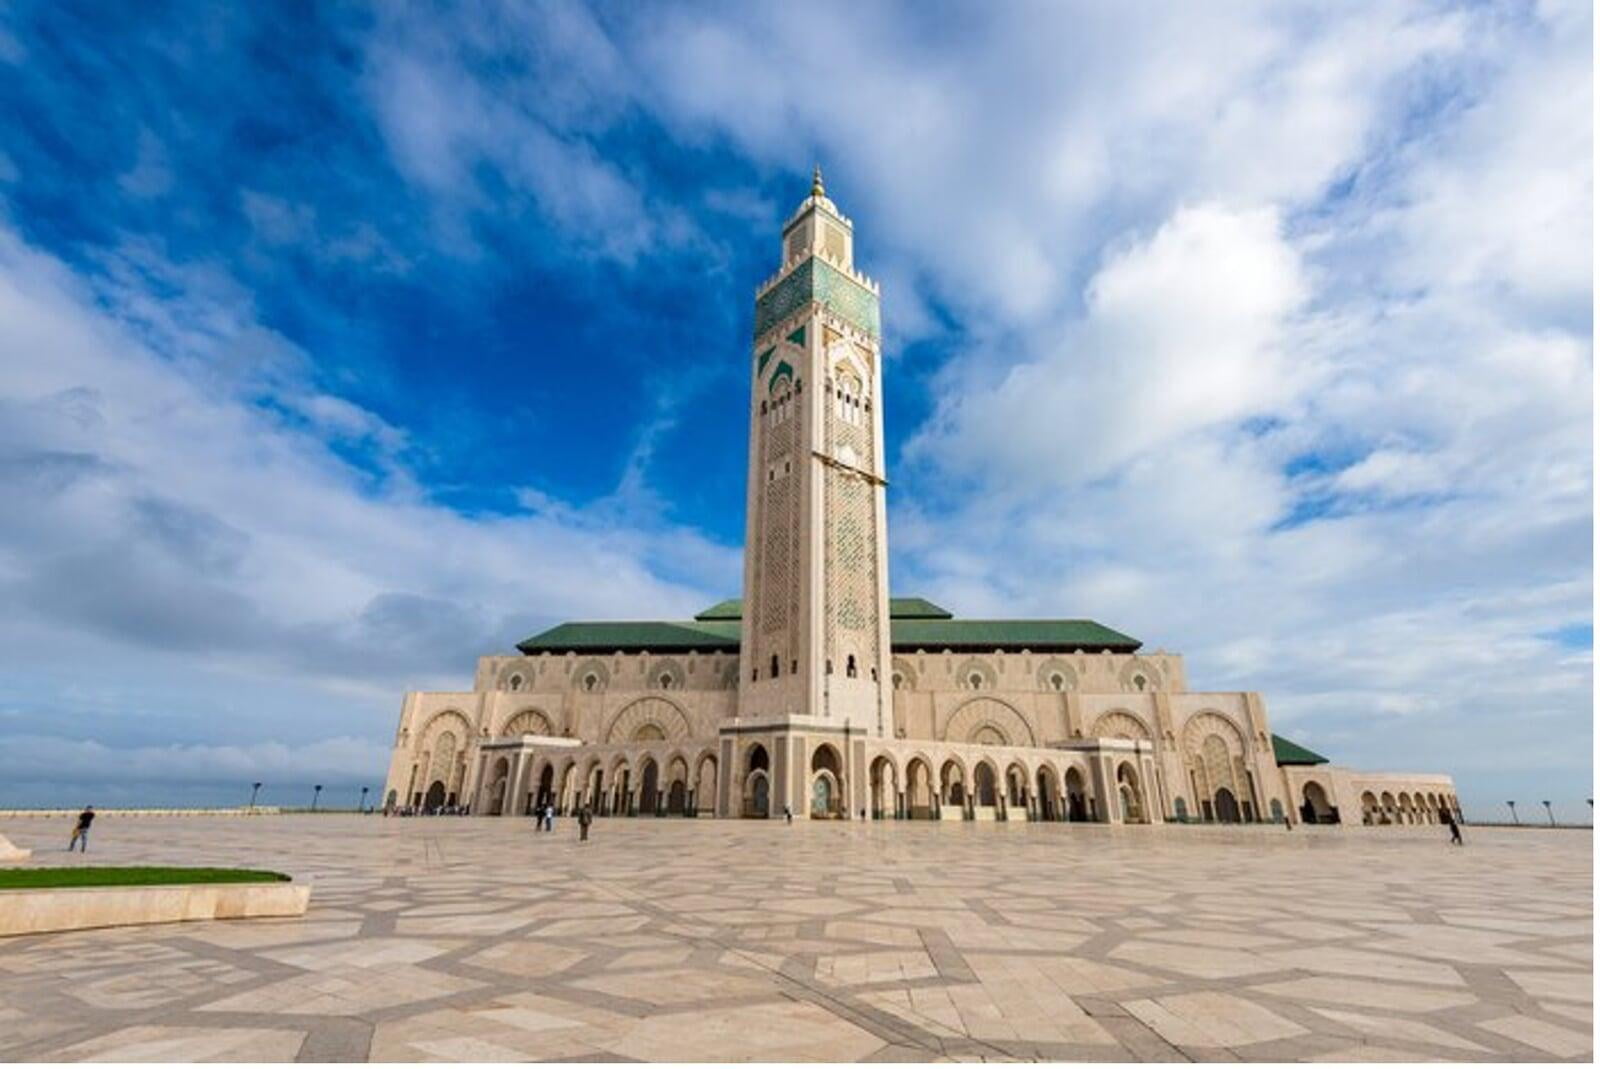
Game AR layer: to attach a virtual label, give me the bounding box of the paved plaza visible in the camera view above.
[0,816,1590,1062]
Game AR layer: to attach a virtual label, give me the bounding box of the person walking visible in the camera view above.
[577,805,592,843]
[544,803,555,832]
[783,804,793,825]
[1446,812,1464,845]
[67,805,94,852]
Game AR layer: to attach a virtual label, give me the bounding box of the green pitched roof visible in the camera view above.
[694,599,744,621]
[889,597,953,619]
[517,620,741,654]
[1272,734,1329,766]
[891,618,1138,653]
[519,604,1139,655]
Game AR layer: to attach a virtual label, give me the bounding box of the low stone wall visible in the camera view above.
[0,881,311,937]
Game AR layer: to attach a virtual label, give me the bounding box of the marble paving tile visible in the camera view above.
[602,998,885,1062]
[1475,1012,1594,1057]
[1122,992,1306,1048]
[1250,975,1477,1013]
[44,1025,306,1062]
[1309,1008,1488,1053]
[0,815,1588,1063]
[1503,967,1593,1002]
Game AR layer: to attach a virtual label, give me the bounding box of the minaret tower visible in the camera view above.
[730,169,892,817]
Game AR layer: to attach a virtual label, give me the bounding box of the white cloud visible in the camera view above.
[0,223,740,794]
[907,204,1308,490]
[621,2,1469,333]
[872,2,1592,813]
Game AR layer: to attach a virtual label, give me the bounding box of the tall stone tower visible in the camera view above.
[737,169,893,770]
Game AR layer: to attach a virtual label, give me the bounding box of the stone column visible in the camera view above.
[1093,755,1118,824]
[717,735,735,817]
[502,752,523,817]
[1143,755,1164,824]
[790,734,806,818]
[773,735,791,819]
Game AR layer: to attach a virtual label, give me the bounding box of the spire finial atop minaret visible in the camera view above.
[811,165,825,198]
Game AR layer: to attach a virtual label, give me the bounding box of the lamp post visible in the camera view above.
[249,782,262,809]
[1506,801,1518,825]
[1542,800,1554,827]
[312,784,323,812]
[360,786,369,813]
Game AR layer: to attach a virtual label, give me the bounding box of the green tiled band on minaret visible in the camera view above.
[754,257,880,340]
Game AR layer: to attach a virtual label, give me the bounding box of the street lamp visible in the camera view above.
[1506,801,1518,825]
[360,786,369,813]
[1542,800,1554,827]
[312,784,323,811]
[249,782,262,809]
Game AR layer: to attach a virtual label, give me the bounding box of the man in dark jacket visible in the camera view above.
[67,806,94,852]
[577,806,592,842]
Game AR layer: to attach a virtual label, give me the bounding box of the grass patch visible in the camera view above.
[0,867,291,890]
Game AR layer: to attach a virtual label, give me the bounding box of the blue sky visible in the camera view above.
[0,1,1590,817]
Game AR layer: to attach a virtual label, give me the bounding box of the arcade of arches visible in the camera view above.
[381,177,1457,828]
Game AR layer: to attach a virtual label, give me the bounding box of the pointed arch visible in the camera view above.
[944,697,1036,747]
[605,697,693,744]
[499,708,554,738]
[1091,709,1151,741]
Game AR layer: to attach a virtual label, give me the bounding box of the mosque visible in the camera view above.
[380,173,1457,828]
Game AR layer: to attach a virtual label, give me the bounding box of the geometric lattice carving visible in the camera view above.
[604,697,692,744]
[824,339,880,675]
[1181,711,1245,756]
[1182,711,1249,810]
[500,709,554,738]
[429,730,457,783]
[1091,710,1151,741]
[944,697,1036,747]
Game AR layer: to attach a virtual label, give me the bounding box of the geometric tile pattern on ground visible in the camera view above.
[0,816,1589,1062]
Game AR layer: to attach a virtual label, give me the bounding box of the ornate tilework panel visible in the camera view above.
[814,260,879,339]
[822,219,846,261]
[429,731,457,783]
[785,224,808,262]
[824,470,880,672]
[756,408,796,659]
[754,258,880,340]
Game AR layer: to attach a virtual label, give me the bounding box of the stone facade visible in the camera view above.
[381,174,1458,827]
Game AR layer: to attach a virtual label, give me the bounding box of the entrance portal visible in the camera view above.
[1214,786,1241,823]
[811,773,835,818]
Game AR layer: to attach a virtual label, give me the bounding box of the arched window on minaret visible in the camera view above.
[846,655,858,679]
[770,654,780,679]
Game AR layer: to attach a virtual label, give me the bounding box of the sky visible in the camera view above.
[0,0,1590,819]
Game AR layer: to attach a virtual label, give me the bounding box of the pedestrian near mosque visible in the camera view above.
[66,806,94,852]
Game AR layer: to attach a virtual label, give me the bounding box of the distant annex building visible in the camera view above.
[382,173,1457,828]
